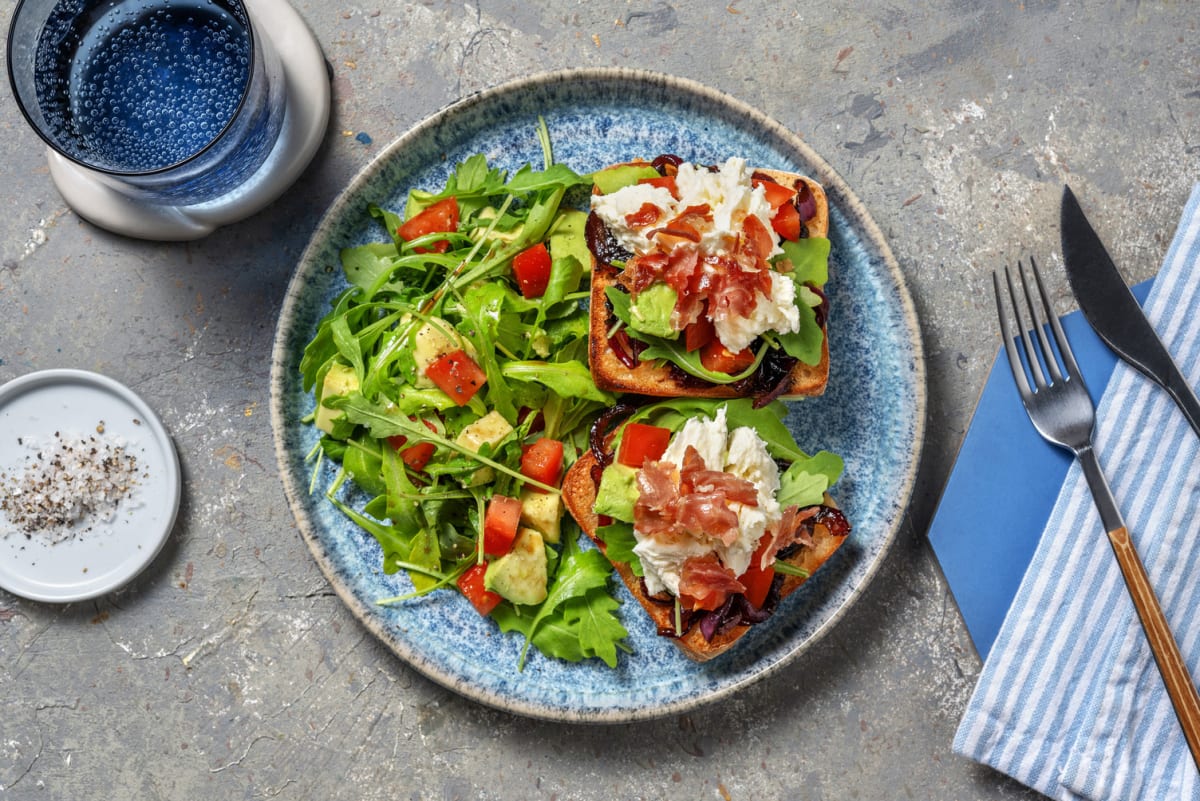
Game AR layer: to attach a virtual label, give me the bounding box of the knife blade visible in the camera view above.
[1060,184,1200,439]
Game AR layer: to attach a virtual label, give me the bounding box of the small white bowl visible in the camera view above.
[0,370,181,602]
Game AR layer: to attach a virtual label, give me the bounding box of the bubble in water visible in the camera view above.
[39,0,253,172]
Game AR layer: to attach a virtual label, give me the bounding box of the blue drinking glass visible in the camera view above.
[7,0,286,205]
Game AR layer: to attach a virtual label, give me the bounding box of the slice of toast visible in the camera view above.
[561,450,849,662]
[587,166,831,400]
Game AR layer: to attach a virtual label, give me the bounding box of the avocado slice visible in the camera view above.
[484,527,548,605]
[315,363,359,435]
[519,487,564,544]
[628,283,679,340]
[594,463,639,523]
[592,164,661,195]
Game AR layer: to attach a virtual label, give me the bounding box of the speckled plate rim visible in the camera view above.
[269,67,927,722]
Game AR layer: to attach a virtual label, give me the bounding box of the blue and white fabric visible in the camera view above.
[955,183,1200,801]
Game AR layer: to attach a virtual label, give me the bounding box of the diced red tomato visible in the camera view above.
[398,441,435,471]
[738,534,776,609]
[700,340,756,374]
[425,349,487,406]
[521,438,564,490]
[483,495,522,556]
[638,175,679,200]
[753,177,798,209]
[683,315,716,352]
[771,202,802,242]
[457,563,502,616]
[511,242,553,298]
[398,196,459,254]
[616,422,673,468]
[386,418,440,471]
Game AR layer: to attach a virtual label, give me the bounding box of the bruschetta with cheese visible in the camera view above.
[585,156,832,404]
[561,398,850,661]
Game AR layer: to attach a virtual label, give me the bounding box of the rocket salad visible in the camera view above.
[299,124,629,668]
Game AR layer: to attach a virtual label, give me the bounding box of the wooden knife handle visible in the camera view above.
[1108,526,1200,772]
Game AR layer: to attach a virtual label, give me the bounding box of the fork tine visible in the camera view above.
[1003,264,1048,390]
[993,268,1033,398]
[1028,255,1084,382]
[1017,258,1065,385]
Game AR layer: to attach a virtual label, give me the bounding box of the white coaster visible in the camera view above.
[46,0,330,241]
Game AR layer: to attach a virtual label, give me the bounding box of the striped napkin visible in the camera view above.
[954,183,1200,801]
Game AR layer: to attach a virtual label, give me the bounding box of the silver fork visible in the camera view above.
[994,257,1200,772]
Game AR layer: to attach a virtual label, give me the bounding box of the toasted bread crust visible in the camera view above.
[561,451,848,662]
[587,165,831,400]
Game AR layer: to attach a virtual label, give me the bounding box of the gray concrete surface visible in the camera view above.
[2,1,1197,799]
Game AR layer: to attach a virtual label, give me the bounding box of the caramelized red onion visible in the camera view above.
[795,181,817,232]
[651,154,684,174]
[586,211,632,266]
[808,283,830,329]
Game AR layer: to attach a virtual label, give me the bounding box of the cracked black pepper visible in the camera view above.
[0,428,141,543]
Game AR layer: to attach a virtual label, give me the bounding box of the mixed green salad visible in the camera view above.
[300,124,628,668]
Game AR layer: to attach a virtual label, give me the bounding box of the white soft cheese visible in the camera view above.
[674,157,780,257]
[590,158,800,352]
[589,182,675,256]
[660,406,729,473]
[633,408,784,596]
[589,157,780,258]
[711,271,803,353]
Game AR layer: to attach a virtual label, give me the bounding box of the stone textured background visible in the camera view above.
[2,2,1197,799]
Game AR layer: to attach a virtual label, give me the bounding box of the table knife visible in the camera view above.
[1060,185,1200,439]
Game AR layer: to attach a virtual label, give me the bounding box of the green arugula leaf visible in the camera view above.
[330,316,365,379]
[325,495,411,576]
[504,163,588,194]
[777,451,845,508]
[501,361,615,403]
[595,522,643,576]
[380,442,423,537]
[341,242,400,291]
[542,255,584,307]
[559,594,628,667]
[342,438,385,496]
[513,539,618,669]
[452,153,494,194]
[368,204,404,250]
[774,298,824,366]
[604,285,632,325]
[405,526,442,593]
[637,336,767,384]
[775,236,831,286]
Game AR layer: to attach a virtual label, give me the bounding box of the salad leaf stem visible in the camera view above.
[336,396,560,493]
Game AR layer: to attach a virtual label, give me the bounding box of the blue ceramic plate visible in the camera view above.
[270,69,925,722]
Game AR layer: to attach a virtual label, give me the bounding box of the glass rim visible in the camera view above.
[5,0,261,178]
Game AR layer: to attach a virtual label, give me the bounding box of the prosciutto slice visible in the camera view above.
[616,241,775,339]
[634,445,760,556]
[678,554,745,611]
[678,446,758,505]
[760,504,818,570]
